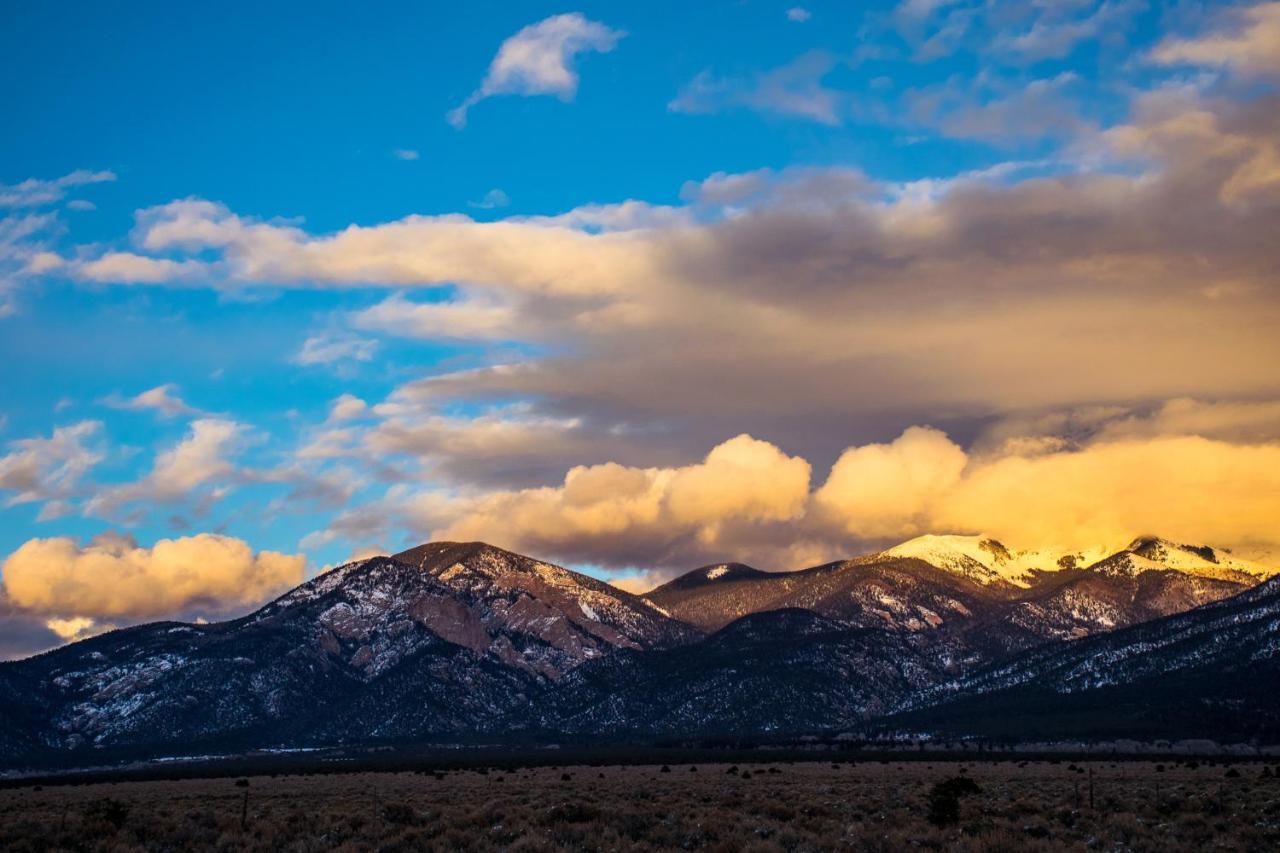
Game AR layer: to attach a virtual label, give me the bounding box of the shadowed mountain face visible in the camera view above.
[531,609,951,736]
[889,576,1280,742]
[0,537,1273,765]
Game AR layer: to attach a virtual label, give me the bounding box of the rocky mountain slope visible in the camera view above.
[889,576,1280,741]
[532,609,950,736]
[0,544,697,761]
[643,536,1267,651]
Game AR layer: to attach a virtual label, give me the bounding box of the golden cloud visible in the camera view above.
[385,416,1280,572]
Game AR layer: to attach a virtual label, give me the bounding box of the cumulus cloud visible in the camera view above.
[349,411,1280,573]
[786,8,812,23]
[447,13,625,128]
[102,383,199,419]
[0,532,305,624]
[1152,2,1280,77]
[350,434,813,569]
[814,427,968,539]
[327,393,368,422]
[85,419,242,518]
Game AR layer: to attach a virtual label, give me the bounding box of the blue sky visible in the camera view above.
[3,1,1280,655]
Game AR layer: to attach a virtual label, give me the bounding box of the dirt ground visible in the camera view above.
[2,759,1278,851]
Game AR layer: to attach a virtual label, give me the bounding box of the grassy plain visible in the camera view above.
[2,759,1279,851]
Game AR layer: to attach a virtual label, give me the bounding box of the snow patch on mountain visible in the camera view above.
[882,534,1277,587]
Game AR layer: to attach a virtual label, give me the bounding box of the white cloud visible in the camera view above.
[328,393,369,422]
[0,421,103,508]
[351,292,519,341]
[670,52,844,124]
[786,8,812,23]
[0,169,115,209]
[85,419,242,517]
[448,13,625,128]
[469,189,510,209]
[393,149,420,161]
[103,383,199,419]
[293,333,378,366]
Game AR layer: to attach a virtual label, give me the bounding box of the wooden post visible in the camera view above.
[1088,766,1095,810]
[240,790,249,831]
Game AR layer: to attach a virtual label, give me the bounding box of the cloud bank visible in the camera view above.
[0,532,306,646]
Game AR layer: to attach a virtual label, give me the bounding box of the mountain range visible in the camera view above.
[0,534,1275,765]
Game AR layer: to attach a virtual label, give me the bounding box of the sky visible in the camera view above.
[2,0,1280,657]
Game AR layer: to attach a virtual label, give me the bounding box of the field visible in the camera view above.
[2,759,1279,851]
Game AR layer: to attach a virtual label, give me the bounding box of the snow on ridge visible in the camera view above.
[881,533,1276,586]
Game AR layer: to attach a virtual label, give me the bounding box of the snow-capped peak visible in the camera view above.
[882,533,1277,587]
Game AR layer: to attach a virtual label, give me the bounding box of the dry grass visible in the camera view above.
[2,759,1278,851]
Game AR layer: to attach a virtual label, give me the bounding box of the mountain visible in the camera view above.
[532,609,950,736]
[0,535,1273,765]
[881,533,1274,587]
[0,543,698,761]
[890,576,1280,742]
[642,535,1266,651]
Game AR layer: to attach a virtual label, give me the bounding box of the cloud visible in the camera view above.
[0,601,64,661]
[85,419,242,518]
[786,8,812,23]
[0,421,102,508]
[328,393,368,422]
[1152,2,1280,77]
[447,13,625,128]
[69,197,655,299]
[669,52,845,124]
[349,409,1280,572]
[293,333,378,366]
[102,383,199,419]
[351,292,519,341]
[1,211,61,316]
[994,0,1146,62]
[0,169,115,209]
[906,72,1090,144]
[814,426,968,539]
[469,189,510,209]
[393,433,813,568]
[393,149,420,161]
[32,92,1280,492]
[0,532,305,624]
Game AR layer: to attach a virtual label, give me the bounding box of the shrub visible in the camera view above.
[84,798,131,831]
[927,776,982,827]
[382,802,417,825]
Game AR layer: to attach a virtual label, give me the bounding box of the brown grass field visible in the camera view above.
[2,759,1279,851]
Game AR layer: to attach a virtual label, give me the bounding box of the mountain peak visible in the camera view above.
[880,533,1277,586]
[648,562,769,594]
